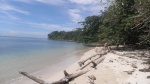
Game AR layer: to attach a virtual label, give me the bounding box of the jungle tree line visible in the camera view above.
[48,0,150,47]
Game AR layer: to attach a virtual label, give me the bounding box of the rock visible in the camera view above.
[127,71,133,75]
[109,60,113,62]
[131,64,137,68]
[147,76,150,79]
[124,71,134,75]
[139,67,150,72]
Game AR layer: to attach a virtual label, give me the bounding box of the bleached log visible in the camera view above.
[19,70,88,84]
[88,75,96,84]
[78,53,100,67]
[78,44,110,67]
[79,55,106,70]
[78,50,109,67]
[91,61,97,69]
[91,56,105,69]
[78,50,108,70]
[51,70,88,84]
[19,71,48,84]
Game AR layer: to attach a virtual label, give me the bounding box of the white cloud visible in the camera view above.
[68,9,83,23]
[79,4,108,15]
[69,0,111,4]
[34,0,66,5]
[2,30,48,38]
[0,11,19,20]
[67,0,110,23]
[69,0,99,5]
[12,0,32,3]
[25,22,73,31]
[0,3,30,15]
[12,0,66,5]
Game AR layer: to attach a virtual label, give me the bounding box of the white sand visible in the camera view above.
[18,47,150,84]
[45,47,150,84]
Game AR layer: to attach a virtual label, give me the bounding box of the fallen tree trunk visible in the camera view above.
[91,56,106,69]
[19,70,88,84]
[19,71,47,84]
[78,50,109,67]
[78,44,111,67]
[78,53,100,67]
[51,70,88,84]
[79,55,106,70]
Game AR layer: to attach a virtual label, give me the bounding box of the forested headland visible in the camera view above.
[48,0,150,48]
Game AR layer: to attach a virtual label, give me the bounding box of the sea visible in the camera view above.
[0,36,87,84]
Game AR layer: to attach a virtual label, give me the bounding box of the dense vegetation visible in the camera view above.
[48,0,150,48]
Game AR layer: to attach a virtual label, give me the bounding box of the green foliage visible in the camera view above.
[48,0,150,48]
[48,28,84,42]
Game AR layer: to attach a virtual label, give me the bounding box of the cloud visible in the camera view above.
[68,9,83,23]
[69,0,99,5]
[0,3,30,15]
[0,11,19,20]
[12,0,32,3]
[79,4,108,15]
[2,30,48,38]
[69,0,110,4]
[25,22,74,31]
[34,0,66,5]
[12,0,66,5]
[67,0,109,23]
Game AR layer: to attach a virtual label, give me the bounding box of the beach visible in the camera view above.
[1,0,149,84]
[18,47,150,84]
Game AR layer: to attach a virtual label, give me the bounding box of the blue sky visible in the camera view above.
[0,0,109,38]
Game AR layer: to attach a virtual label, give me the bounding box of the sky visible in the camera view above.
[0,0,110,38]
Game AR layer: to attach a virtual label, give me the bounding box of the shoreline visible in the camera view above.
[13,47,91,84]
[18,47,150,84]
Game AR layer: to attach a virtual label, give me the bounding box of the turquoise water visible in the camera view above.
[0,36,86,84]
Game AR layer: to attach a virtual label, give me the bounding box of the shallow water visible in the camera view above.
[0,36,86,84]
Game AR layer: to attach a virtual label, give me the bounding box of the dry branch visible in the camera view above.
[78,44,111,67]
[88,75,96,84]
[19,71,47,84]
[52,70,88,84]
[78,50,109,67]
[79,55,106,70]
[91,56,106,69]
[78,53,100,67]
[77,50,109,70]
[19,70,88,84]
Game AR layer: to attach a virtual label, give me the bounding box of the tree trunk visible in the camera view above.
[78,53,100,67]
[19,70,88,84]
[19,71,47,84]
[79,55,106,70]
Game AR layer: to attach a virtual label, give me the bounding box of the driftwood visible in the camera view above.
[19,71,47,84]
[91,56,106,69]
[78,50,109,67]
[88,75,96,84]
[51,70,88,84]
[91,61,97,69]
[77,49,109,70]
[78,43,111,67]
[79,56,106,70]
[78,53,100,67]
[19,70,88,84]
